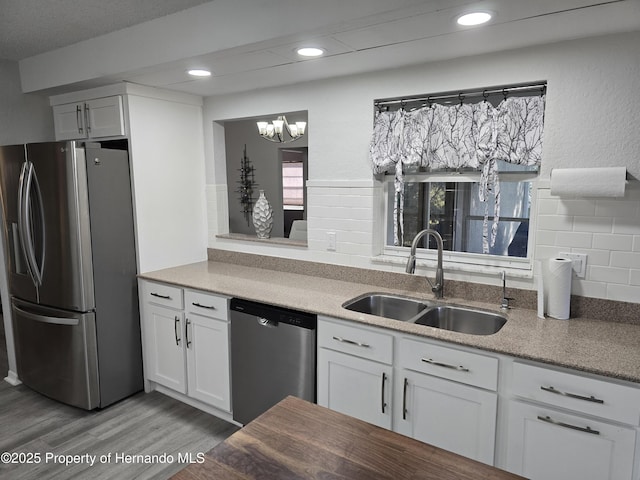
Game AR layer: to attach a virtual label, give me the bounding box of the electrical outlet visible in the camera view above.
[327,231,336,251]
[559,252,587,279]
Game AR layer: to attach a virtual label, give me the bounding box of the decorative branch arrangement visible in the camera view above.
[236,144,257,226]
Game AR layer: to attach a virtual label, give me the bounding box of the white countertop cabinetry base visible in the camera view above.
[139,279,234,423]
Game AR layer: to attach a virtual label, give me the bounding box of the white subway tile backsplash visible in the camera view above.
[610,251,640,269]
[537,215,573,231]
[572,216,612,233]
[537,198,559,215]
[606,284,640,304]
[572,248,610,266]
[535,230,557,246]
[571,280,607,298]
[555,231,593,248]
[595,200,637,218]
[612,218,640,235]
[557,199,596,217]
[534,245,563,261]
[533,186,639,303]
[592,233,634,251]
[588,265,630,284]
[312,217,372,233]
[310,206,371,220]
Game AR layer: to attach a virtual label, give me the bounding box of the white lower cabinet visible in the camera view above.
[139,280,231,413]
[504,361,640,480]
[317,348,392,429]
[395,335,498,465]
[185,311,230,409]
[317,317,498,465]
[506,400,636,480]
[144,304,187,393]
[317,318,393,429]
[395,370,497,464]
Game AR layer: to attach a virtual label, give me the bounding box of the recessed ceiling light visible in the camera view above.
[456,11,492,26]
[297,47,325,57]
[187,69,211,77]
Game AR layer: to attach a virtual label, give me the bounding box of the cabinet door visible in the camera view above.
[84,96,125,138]
[53,102,86,140]
[185,313,231,411]
[317,348,392,429]
[395,370,497,465]
[506,400,636,480]
[143,304,186,393]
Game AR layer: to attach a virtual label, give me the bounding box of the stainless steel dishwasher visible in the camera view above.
[230,298,316,425]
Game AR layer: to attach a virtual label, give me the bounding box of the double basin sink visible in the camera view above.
[342,293,506,336]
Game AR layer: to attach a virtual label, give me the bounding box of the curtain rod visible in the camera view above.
[374,82,547,108]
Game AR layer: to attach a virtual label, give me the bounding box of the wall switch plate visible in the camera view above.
[559,252,587,279]
[327,231,336,251]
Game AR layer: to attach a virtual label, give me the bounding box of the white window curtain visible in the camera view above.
[370,95,545,251]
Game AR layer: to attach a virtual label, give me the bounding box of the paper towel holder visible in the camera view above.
[550,167,628,198]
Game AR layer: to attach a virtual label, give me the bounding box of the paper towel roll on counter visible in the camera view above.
[550,167,626,197]
[546,257,573,320]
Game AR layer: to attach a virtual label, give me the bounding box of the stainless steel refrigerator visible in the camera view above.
[0,140,142,410]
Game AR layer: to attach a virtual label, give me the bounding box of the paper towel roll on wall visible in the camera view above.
[550,167,627,197]
[545,257,573,320]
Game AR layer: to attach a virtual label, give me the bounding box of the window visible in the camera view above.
[373,83,545,267]
[282,160,304,210]
[388,163,533,259]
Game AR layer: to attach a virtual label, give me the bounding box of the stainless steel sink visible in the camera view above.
[414,305,506,335]
[342,293,431,322]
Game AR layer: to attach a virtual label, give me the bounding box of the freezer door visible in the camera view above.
[11,298,100,410]
[0,144,37,302]
[25,142,95,311]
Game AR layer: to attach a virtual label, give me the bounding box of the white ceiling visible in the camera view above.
[6,0,640,97]
[0,0,212,60]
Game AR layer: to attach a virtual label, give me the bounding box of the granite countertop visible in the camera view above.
[139,260,640,384]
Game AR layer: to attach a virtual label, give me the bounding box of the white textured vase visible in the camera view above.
[252,190,273,239]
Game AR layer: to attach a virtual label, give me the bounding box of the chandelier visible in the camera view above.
[256,116,306,143]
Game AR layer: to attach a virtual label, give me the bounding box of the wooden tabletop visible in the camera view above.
[171,396,525,480]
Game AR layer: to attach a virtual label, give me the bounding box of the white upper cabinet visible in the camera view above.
[53,96,125,140]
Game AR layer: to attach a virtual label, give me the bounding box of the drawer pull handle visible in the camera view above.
[151,292,171,300]
[537,415,600,435]
[540,386,604,404]
[332,336,370,348]
[192,302,216,310]
[381,372,387,414]
[421,358,469,372]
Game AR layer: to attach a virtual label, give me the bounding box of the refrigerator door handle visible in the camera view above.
[19,161,46,287]
[17,161,37,284]
[13,305,80,326]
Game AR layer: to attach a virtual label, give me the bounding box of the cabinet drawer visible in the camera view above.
[140,280,183,310]
[506,400,636,480]
[512,362,640,425]
[318,318,393,365]
[185,290,228,321]
[399,337,498,391]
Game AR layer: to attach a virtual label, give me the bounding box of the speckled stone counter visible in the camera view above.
[139,260,640,384]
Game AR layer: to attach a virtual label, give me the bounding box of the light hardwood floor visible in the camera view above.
[0,316,238,480]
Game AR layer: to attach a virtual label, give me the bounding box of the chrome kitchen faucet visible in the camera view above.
[405,229,444,299]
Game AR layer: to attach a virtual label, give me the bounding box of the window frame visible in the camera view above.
[377,171,539,275]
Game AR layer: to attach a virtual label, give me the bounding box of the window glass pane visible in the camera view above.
[282,161,304,206]
[388,180,531,258]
